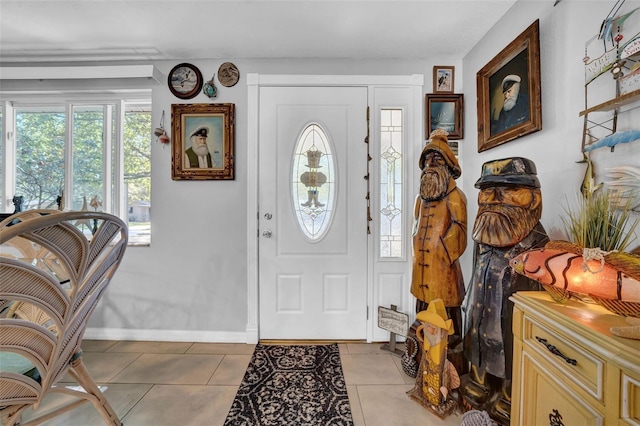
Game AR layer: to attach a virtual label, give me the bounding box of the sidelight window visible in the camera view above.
[379,109,404,258]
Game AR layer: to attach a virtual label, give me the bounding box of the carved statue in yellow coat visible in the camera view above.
[407,299,461,418]
[411,129,467,335]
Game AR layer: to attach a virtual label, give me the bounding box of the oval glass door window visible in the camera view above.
[291,123,336,241]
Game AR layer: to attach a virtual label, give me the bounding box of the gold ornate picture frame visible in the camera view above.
[171,103,235,180]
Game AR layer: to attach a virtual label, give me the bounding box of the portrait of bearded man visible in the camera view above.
[411,129,467,337]
[461,157,549,425]
[185,125,214,169]
[491,74,530,135]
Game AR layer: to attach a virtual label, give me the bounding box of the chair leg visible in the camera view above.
[68,357,122,426]
[1,404,27,426]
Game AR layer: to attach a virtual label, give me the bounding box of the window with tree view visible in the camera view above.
[5,100,151,245]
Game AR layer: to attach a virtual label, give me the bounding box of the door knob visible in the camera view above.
[262,230,273,238]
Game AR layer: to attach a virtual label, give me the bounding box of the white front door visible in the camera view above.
[258,86,369,340]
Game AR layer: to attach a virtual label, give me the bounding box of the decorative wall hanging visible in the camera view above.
[168,63,203,99]
[433,66,455,93]
[217,62,240,87]
[154,110,170,145]
[476,19,542,152]
[171,103,235,180]
[203,73,217,99]
[580,4,640,153]
[425,94,464,140]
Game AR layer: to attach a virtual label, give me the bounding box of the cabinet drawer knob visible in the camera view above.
[535,336,577,366]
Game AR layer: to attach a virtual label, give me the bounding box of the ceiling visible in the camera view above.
[0,0,518,63]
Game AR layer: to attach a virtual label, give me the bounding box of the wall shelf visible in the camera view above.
[579,88,640,116]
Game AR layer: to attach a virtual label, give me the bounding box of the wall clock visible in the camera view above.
[168,63,203,99]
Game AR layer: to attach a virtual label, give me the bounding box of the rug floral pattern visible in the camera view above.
[224,344,354,425]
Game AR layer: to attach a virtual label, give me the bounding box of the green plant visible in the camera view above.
[562,190,640,252]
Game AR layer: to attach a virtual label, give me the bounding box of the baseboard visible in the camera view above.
[84,327,251,343]
[245,324,259,344]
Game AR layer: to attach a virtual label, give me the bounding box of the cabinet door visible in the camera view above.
[517,351,604,425]
[620,371,640,424]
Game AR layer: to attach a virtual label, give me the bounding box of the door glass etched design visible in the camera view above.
[380,109,403,258]
[292,123,335,240]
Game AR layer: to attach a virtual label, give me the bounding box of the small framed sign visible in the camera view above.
[378,306,409,337]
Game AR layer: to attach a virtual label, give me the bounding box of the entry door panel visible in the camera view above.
[259,86,368,340]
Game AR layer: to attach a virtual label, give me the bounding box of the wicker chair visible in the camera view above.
[0,209,127,426]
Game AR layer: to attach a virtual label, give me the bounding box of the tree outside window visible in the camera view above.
[7,101,151,245]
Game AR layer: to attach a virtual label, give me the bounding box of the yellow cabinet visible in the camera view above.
[510,292,640,426]
[520,352,603,425]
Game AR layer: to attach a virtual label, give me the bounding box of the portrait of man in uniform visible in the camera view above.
[489,49,530,136]
[171,103,235,181]
[182,116,224,170]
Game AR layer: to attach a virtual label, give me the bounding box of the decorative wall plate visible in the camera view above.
[168,63,203,99]
[217,62,240,87]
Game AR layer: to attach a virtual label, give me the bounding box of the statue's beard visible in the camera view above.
[472,203,541,247]
[425,329,444,347]
[193,144,209,156]
[420,166,451,201]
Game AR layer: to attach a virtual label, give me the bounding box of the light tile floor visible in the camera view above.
[21,341,463,426]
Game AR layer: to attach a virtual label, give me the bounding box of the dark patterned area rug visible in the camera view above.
[224,344,354,426]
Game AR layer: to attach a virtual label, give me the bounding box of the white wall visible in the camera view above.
[459,0,640,280]
[87,58,464,341]
[80,1,639,341]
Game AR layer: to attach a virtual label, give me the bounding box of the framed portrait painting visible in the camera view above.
[426,94,464,140]
[476,19,542,152]
[171,103,235,180]
[433,66,455,93]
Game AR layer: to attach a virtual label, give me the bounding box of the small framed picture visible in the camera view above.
[171,103,235,180]
[167,63,203,100]
[425,94,464,140]
[433,66,455,93]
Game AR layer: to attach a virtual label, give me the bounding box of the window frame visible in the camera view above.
[1,92,151,244]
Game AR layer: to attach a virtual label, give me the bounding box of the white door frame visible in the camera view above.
[246,74,424,343]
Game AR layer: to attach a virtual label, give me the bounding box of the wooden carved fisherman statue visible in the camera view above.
[408,298,460,418]
[411,129,467,335]
[461,157,549,425]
